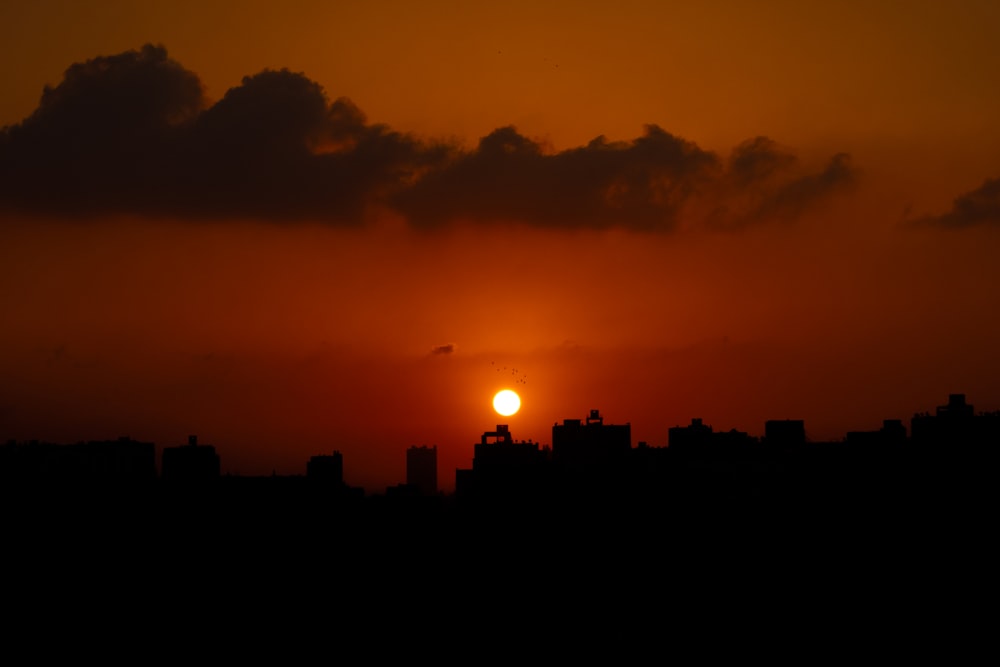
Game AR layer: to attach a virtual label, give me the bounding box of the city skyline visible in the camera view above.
[4,391,993,495]
[3,3,1000,495]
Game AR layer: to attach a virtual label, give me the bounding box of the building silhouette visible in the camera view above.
[552,409,631,467]
[911,393,999,450]
[455,425,548,499]
[161,435,220,482]
[909,393,1000,486]
[764,419,806,449]
[3,391,996,518]
[406,445,437,496]
[668,417,714,454]
[0,436,155,484]
[846,419,907,446]
[307,450,344,484]
[668,418,758,462]
[549,409,632,495]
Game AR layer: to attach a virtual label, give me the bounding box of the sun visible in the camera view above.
[492,389,521,417]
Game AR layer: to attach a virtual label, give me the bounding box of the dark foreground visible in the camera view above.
[3,463,994,662]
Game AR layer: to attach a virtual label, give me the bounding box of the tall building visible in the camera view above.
[307,451,344,485]
[406,445,438,496]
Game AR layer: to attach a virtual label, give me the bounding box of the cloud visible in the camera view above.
[0,44,204,215]
[171,71,447,221]
[394,125,718,231]
[0,44,447,221]
[0,44,856,230]
[395,129,857,232]
[430,343,456,355]
[910,178,1000,228]
[705,138,857,229]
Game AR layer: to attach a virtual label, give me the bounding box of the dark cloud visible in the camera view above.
[728,136,798,185]
[395,125,720,231]
[704,138,857,230]
[911,178,1000,228]
[0,44,856,230]
[0,44,204,215]
[430,343,456,355]
[0,44,447,221]
[395,129,857,231]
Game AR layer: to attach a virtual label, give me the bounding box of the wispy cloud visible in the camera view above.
[909,178,1000,228]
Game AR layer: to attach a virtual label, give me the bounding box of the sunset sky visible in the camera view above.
[2,1,1000,493]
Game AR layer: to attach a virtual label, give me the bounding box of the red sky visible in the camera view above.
[2,1,1000,493]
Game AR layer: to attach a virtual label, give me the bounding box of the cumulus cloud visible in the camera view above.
[395,129,857,231]
[0,44,204,214]
[911,178,1000,228]
[395,125,718,231]
[0,44,856,230]
[0,44,447,221]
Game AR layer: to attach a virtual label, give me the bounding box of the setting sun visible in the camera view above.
[492,390,521,417]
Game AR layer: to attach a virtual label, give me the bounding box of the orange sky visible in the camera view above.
[2,1,1000,492]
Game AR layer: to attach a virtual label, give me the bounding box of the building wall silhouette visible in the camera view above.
[764,419,806,449]
[456,425,548,498]
[161,435,220,482]
[668,418,758,462]
[307,451,344,484]
[406,445,437,496]
[552,409,631,468]
[0,436,155,483]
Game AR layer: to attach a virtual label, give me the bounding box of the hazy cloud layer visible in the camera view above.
[1,44,856,230]
[913,178,1000,228]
